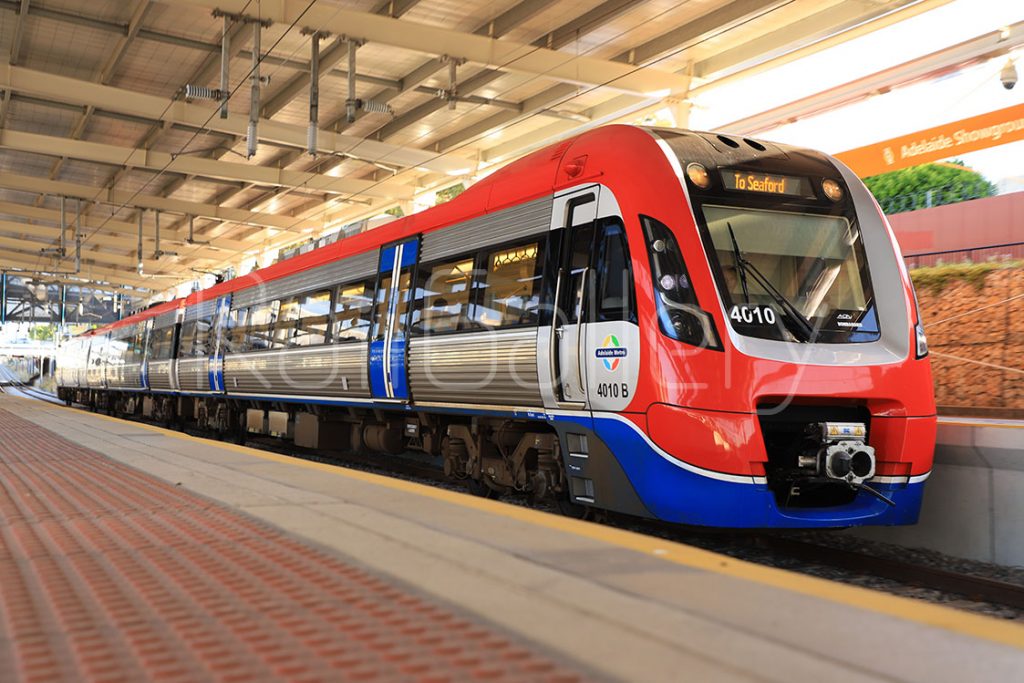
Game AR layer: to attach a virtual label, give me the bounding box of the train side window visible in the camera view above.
[274,297,301,348]
[333,279,374,342]
[247,300,279,351]
[564,225,596,325]
[293,289,332,346]
[178,320,197,357]
[470,240,543,329]
[226,308,249,354]
[595,222,636,323]
[193,315,214,356]
[150,326,175,361]
[410,256,475,335]
[641,215,720,349]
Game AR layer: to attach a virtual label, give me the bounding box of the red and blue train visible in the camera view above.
[56,125,936,528]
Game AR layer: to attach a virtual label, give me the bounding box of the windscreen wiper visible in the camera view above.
[726,223,750,303]
[726,222,816,343]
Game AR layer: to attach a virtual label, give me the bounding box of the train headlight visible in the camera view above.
[686,163,711,189]
[915,322,929,359]
[822,178,843,202]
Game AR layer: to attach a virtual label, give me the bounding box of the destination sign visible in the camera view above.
[721,170,812,197]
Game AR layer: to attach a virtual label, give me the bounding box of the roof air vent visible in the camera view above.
[744,138,767,151]
[716,135,740,148]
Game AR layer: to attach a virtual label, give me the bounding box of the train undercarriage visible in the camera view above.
[60,388,573,507]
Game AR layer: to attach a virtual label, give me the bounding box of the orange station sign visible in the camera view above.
[835,102,1024,177]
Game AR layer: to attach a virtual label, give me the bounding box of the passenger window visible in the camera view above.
[247,300,279,351]
[149,326,174,361]
[274,297,301,348]
[226,308,249,354]
[595,223,636,322]
[293,290,332,346]
[193,316,214,356]
[371,273,392,342]
[410,257,475,335]
[333,279,374,343]
[371,270,413,342]
[178,321,197,357]
[471,240,543,329]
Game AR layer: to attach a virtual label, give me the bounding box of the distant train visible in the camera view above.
[56,125,936,528]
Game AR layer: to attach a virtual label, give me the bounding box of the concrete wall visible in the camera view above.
[855,420,1024,568]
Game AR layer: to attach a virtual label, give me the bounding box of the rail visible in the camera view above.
[758,537,1024,610]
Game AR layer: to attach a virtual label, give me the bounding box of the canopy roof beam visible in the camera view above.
[155,0,691,96]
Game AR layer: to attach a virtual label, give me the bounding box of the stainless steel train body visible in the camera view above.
[56,125,936,529]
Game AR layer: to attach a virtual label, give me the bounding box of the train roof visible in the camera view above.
[180,126,594,307]
[93,297,184,335]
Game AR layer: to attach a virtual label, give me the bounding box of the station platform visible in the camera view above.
[1,394,1022,682]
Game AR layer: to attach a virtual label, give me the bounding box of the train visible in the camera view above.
[56,125,936,529]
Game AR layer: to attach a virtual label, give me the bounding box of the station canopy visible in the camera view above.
[0,0,1011,302]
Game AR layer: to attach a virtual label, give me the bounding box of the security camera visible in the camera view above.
[1001,59,1017,90]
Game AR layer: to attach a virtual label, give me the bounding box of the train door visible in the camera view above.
[141,319,153,389]
[369,238,418,401]
[169,307,184,391]
[583,221,639,412]
[552,188,599,408]
[208,295,231,393]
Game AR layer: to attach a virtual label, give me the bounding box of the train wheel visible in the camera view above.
[466,478,501,499]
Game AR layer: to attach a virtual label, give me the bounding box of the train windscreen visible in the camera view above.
[701,205,880,343]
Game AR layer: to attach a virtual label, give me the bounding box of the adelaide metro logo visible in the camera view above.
[594,334,627,371]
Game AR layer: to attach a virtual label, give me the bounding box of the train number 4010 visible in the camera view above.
[596,382,629,399]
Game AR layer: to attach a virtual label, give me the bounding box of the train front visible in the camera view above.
[624,128,936,528]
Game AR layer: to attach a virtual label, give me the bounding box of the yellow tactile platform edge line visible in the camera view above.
[24,397,1024,651]
[938,419,1024,429]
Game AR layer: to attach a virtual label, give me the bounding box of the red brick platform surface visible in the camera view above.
[0,407,590,683]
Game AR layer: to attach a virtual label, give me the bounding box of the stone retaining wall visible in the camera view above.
[912,264,1023,410]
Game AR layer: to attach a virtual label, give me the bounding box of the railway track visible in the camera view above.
[13,389,1024,616]
[0,378,64,404]
[755,536,1024,611]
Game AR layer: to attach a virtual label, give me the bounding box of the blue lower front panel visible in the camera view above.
[555,413,925,529]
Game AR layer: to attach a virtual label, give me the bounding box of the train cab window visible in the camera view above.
[332,279,374,342]
[274,297,301,348]
[595,223,636,323]
[293,290,332,346]
[410,257,475,335]
[225,307,249,354]
[471,240,543,329]
[247,300,279,351]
